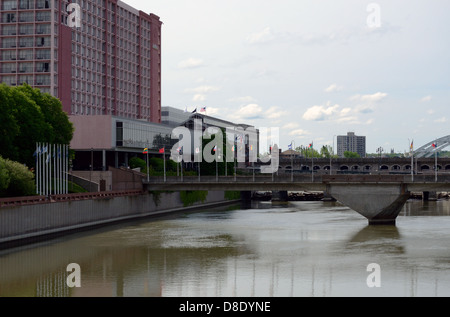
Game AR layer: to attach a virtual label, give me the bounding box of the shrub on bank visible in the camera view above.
[0,156,36,198]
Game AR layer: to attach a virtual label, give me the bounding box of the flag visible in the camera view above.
[308,142,313,148]
[213,145,217,152]
[184,107,188,113]
[432,143,437,148]
[410,140,414,151]
[143,148,148,154]
[192,108,197,113]
[159,147,165,154]
[200,106,206,112]
[288,143,293,150]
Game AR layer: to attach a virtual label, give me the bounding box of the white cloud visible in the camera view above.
[229,96,257,103]
[247,27,275,44]
[324,83,343,93]
[289,129,310,138]
[283,122,300,130]
[350,92,388,102]
[435,117,447,123]
[204,107,220,116]
[184,85,220,94]
[302,104,340,121]
[265,106,288,119]
[178,58,204,69]
[193,94,206,102]
[229,104,264,121]
[420,95,432,102]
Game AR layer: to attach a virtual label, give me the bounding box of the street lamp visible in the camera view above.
[330,135,336,175]
[290,140,295,182]
[377,147,383,173]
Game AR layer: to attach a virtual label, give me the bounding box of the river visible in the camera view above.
[1,198,450,297]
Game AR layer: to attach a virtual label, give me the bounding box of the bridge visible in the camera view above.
[144,174,450,226]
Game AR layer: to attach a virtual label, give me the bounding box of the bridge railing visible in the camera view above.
[0,190,144,208]
[145,174,323,184]
[144,173,450,184]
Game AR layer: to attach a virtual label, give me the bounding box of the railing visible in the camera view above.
[0,190,144,208]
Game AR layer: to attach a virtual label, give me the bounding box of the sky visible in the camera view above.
[124,0,450,154]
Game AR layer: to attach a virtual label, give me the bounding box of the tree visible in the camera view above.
[0,156,35,198]
[0,84,73,167]
[200,128,234,176]
[344,151,361,158]
[0,85,20,161]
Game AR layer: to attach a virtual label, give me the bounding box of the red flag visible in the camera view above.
[143,148,148,154]
[159,147,165,154]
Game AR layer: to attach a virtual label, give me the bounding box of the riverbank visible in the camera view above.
[0,190,240,250]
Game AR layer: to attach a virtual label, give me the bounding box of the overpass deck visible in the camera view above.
[143,174,450,193]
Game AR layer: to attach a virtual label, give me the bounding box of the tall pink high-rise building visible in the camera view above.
[0,0,162,123]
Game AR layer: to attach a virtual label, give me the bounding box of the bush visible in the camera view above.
[129,157,146,171]
[0,156,36,197]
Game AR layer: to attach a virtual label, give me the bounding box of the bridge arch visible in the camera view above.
[380,165,389,171]
[446,165,450,170]
[421,164,430,171]
[340,165,349,171]
[392,165,401,171]
[415,135,450,158]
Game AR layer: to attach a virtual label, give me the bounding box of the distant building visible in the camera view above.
[337,132,366,158]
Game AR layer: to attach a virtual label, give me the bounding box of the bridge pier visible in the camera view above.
[423,191,437,201]
[240,191,253,208]
[328,184,410,225]
[272,191,289,203]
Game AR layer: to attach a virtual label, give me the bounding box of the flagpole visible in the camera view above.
[410,139,414,182]
[163,148,166,183]
[147,150,149,183]
[311,142,314,182]
[435,140,438,183]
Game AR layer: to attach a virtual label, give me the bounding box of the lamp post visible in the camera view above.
[377,147,383,174]
[290,140,295,182]
[330,135,336,175]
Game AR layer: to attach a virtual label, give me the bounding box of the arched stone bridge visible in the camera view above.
[277,157,450,174]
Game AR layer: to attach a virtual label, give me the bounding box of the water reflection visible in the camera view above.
[0,199,450,297]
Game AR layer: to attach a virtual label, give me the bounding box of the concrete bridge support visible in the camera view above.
[423,191,437,201]
[272,191,289,203]
[328,184,410,225]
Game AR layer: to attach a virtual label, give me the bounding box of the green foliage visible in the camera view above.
[129,157,147,171]
[0,156,35,197]
[0,84,73,168]
[200,128,235,176]
[344,151,361,158]
[0,158,10,192]
[180,191,208,207]
[225,191,241,200]
[295,145,321,158]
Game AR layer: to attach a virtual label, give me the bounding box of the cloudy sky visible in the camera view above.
[124,0,450,154]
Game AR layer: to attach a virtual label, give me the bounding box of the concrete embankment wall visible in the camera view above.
[0,191,237,247]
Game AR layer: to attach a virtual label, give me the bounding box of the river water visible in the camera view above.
[1,199,450,297]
